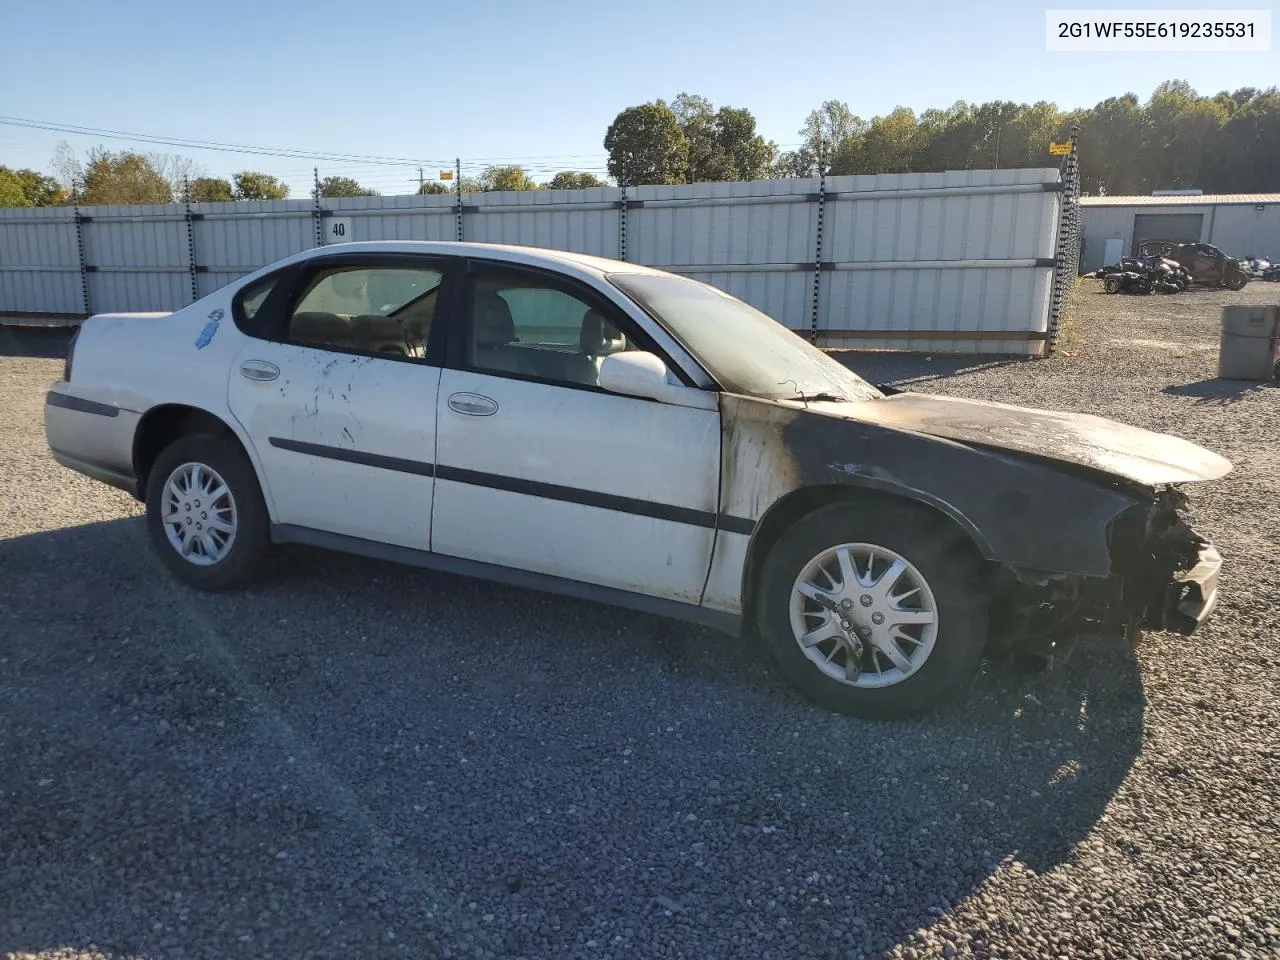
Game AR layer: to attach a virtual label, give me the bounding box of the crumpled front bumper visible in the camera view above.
[1153,543,1222,635]
[1152,545,1218,634]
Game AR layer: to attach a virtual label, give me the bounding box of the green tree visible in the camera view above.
[315,176,378,198]
[711,106,774,180]
[604,103,688,186]
[80,149,173,205]
[187,176,234,202]
[837,106,920,174]
[1070,94,1147,194]
[417,181,449,194]
[0,168,31,207]
[0,166,65,205]
[547,171,608,190]
[479,165,541,191]
[233,171,289,200]
[649,94,774,182]
[1207,88,1280,192]
[1143,81,1227,190]
[780,101,868,176]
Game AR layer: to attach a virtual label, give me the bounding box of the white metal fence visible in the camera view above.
[0,168,1070,354]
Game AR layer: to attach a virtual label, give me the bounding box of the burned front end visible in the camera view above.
[988,487,1222,662]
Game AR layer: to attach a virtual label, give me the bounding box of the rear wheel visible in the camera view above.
[757,502,988,719]
[1226,274,1249,291]
[144,433,269,590]
[1103,275,1123,294]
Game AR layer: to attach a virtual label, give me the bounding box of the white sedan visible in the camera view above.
[45,242,1229,718]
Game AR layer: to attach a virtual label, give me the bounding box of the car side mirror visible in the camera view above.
[599,351,690,404]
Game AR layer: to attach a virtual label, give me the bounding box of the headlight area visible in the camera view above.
[983,487,1220,666]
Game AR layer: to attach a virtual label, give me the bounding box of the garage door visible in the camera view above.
[1131,213,1204,255]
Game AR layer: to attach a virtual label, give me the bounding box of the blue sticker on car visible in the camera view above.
[195,308,224,349]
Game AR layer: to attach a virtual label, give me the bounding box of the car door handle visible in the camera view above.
[240,360,280,382]
[447,392,498,417]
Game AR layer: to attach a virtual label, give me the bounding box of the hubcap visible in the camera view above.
[160,462,237,566]
[789,543,939,689]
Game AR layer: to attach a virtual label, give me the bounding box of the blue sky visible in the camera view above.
[1,0,1276,197]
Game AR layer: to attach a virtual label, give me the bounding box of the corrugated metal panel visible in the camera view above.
[1206,205,1280,257]
[820,168,1057,355]
[0,172,1064,352]
[1081,194,1280,206]
[465,188,622,258]
[628,178,816,328]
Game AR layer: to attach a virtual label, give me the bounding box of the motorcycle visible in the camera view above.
[1244,256,1280,282]
[1094,255,1189,295]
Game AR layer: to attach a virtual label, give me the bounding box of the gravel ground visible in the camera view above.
[2,283,1278,960]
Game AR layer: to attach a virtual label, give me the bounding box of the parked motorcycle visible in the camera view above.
[1093,255,1190,295]
[1244,256,1280,282]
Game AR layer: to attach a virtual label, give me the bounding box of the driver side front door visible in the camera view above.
[429,262,722,605]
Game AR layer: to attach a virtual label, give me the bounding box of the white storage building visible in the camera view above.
[1080,194,1280,272]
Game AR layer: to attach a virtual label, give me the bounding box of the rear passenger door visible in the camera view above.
[226,254,455,548]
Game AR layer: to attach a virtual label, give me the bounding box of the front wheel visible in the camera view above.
[144,433,270,590]
[757,502,988,719]
[1103,276,1123,294]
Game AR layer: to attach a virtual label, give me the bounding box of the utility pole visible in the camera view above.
[418,166,424,192]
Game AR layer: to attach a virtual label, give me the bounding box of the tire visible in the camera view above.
[1103,276,1122,294]
[144,432,270,591]
[757,501,988,719]
[1227,275,1249,291]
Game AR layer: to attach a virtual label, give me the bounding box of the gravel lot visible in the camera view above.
[2,284,1278,960]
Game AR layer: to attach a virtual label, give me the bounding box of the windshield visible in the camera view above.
[608,272,881,402]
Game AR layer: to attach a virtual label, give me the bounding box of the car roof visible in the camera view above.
[288,240,674,283]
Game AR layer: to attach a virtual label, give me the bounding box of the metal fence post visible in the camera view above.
[619,185,628,262]
[455,158,463,242]
[312,167,323,247]
[183,178,199,303]
[809,173,826,344]
[1046,125,1081,357]
[72,182,90,317]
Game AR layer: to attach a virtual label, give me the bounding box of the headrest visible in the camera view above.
[292,312,353,345]
[474,290,515,346]
[579,308,625,355]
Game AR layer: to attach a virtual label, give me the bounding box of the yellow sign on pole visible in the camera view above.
[1048,141,1071,156]
[439,170,454,180]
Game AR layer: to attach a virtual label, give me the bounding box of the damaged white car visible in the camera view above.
[45,242,1229,718]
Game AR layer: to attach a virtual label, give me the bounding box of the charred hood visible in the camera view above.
[815,392,1232,488]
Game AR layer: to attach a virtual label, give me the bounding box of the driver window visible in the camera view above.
[287,265,442,359]
[464,270,637,387]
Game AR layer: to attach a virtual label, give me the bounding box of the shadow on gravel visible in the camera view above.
[1,519,1145,960]
[1164,376,1275,404]
[0,325,74,359]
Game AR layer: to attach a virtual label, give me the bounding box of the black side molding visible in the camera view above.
[268,437,434,476]
[46,392,119,418]
[267,436,758,535]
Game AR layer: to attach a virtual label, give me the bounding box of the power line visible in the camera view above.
[0,116,456,167]
[0,115,618,170]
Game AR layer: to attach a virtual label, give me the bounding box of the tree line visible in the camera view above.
[604,81,1279,194]
[3,81,1275,207]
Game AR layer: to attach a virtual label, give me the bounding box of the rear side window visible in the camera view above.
[233,274,284,333]
[241,277,276,319]
[286,265,443,360]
